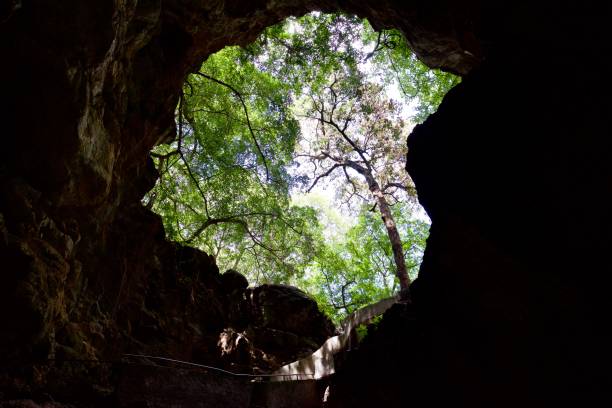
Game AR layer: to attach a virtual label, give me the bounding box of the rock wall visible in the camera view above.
[2,0,612,407]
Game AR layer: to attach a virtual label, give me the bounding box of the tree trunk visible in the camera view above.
[364,172,411,296]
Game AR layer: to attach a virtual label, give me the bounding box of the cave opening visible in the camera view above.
[145,12,458,324]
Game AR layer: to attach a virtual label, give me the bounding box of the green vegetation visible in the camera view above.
[298,202,429,321]
[145,12,458,322]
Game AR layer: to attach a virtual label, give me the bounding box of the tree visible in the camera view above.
[146,46,320,283]
[297,75,416,296]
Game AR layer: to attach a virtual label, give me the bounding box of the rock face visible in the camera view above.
[0,234,333,400]
[2,0,612,407]
[243,285,336,368]
[216,284,335,372]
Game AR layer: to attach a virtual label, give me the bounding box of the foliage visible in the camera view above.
[360,26,461,122]
[147,46,320,283]
[298,202,429,323]
[246,13,364,96]
[249,14,460,123]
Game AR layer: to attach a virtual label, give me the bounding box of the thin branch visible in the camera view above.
[382,182,415,193]
[340,166,369,206]
[364,31,383,61]
[321,269,343,310]
[340,280,356,312]
[386,48,413,99]
[176,94,211,218]
[307,163,344,192]
[195,71,270,181]
[343,166,358,193]
[317,107,370,170]
[184,79,195,96]
[186,211,277,243]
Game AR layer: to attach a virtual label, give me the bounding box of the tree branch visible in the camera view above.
[307,163,344,192]
[186,211,277,243]
[195,71,270,181]
[382,182,414,193]
[340,280,356,312]
[364,31,383,61]
[175,91,211,218]
[317,105,371,170]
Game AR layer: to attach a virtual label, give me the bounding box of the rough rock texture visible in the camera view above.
[0,239,333,400]
[217,284,335,372]
[2,0,612,407]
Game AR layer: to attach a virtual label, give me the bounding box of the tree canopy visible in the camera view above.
[296,76,417,294]
[145,12,459,320]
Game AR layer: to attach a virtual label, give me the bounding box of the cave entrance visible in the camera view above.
[144,12,458,323]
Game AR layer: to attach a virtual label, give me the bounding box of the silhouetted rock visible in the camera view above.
[221,269,249,294]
